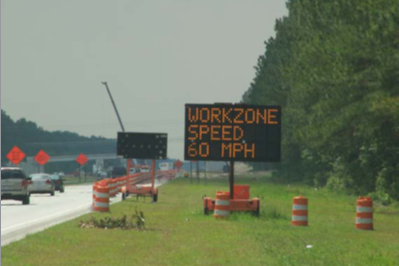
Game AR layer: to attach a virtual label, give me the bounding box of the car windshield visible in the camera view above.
[30,174,49,180]
[1,169,24,179]
[50,175,60,180]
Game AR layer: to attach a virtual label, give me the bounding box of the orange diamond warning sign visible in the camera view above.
[76,153,88,166]
[34,150,50,165]
[6,146,26,165]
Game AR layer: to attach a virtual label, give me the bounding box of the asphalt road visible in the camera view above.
[1,184,119,246]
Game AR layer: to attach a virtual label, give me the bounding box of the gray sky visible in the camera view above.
[1,0,288,159]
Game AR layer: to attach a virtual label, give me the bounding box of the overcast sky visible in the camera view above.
[1,0,288,159]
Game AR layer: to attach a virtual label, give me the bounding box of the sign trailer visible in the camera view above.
[117,132,168,202]
[184,103,282,215]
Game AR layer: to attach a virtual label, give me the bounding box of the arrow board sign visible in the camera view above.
[117,132,168,160]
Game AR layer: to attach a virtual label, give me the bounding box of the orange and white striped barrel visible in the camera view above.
[356,196,373,230]
[292,195,308,226]
[109,179,117,197]
[92,183,97,209]
[116,178,122,194]
[214,191,230,219]
[94,186,110,212]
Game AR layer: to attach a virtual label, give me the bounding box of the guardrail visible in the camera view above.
[92,170,178,212]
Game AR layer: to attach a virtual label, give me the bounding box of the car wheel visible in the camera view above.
[60,187,65,193]
[51,191,55,196]
[22,195,30,205]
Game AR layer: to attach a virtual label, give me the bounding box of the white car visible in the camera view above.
[29,173,55,196]
[140,166,150,173]
[129,168,136,175]
[97,171,108,178]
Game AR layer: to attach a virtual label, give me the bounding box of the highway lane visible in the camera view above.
[1,184,104,246]
[1,179,169,246]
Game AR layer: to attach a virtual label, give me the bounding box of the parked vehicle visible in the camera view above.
[1,167,30,205]
[129,168,136,175]
[50,174,65,193]
[29,173,55,196]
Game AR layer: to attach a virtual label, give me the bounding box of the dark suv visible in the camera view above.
[111,166,127,178]
[50,174,65,193]
[1,167,30,205]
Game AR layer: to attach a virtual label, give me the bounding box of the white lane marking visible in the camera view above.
[1,203,90,233]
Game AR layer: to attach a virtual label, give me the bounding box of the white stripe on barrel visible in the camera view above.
[215,200,230,206]
[214,192,230,219]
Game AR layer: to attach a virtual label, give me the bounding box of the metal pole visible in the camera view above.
[196,161,199,185]
[151,159,155,189]
[204,161,207,186]
[79,166,82,183]
[190,161,193,184]
[229,161,234,199]
[102,81,125,132]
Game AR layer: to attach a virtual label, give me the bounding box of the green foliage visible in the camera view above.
[242,0,399,202]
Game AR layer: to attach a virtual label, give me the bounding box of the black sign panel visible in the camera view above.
[117,132,168,159]
[184,104,281,162]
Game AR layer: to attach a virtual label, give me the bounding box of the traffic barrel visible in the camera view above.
[356,196,373,230]
[110,179,117,197]
[92,183,97,209]
[214,191,230,219]
[292,195,308,226]
[94,186,110,212]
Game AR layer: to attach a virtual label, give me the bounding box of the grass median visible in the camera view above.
[2,174,399,266]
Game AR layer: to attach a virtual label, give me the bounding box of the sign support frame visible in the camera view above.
[151,159,155,190]
[190,161,193,184]
[229,161,234,199]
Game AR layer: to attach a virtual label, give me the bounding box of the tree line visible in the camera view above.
[1,110,116,165]
[242,0,399,203]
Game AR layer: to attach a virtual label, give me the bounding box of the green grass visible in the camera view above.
[2,175,399,266]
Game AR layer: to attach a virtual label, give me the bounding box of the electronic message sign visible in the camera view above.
[184,104,281,162]
[117,132,168,160]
